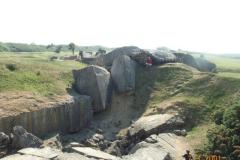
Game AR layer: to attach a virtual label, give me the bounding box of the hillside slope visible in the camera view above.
[134,63,240,155]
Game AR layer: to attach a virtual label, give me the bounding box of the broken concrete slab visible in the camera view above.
[111,55,136,93]
[150,51,176,64]
[0,132,10,147]
[101,46,142,67]
[72,147,117,160]
[129,133,190,160]
[12,126,43,149]
[1,154,46,160]
[128,114,174,138]
[57,152,91,160]
[73,65,111,113]
[17,147,61,159]
[69,142,84,147]
[122,146,170,160]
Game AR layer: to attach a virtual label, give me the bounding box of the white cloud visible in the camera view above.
[0,0,240,53]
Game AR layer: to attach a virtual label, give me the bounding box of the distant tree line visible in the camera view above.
[0,42,112,53]
[0,42,48,52]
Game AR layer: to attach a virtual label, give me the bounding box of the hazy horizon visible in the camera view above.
[1,0,240,54]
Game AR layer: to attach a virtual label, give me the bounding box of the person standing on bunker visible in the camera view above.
[146,56,152,67]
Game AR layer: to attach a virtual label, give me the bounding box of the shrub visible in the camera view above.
[36,71,41,76]
[55,46,62,53]
[223,104,240,130]
[5,64,17,71]
[214,109,225,125]
[206,101,240,159]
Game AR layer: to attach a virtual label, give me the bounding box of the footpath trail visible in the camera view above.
[175,136,193,159]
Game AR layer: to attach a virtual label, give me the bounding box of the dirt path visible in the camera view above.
[175,136,193,159]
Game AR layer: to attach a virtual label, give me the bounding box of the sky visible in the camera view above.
[0,0,240,53]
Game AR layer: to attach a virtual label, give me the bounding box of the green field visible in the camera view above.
[205,54,240,79]
[207,55,240,71]
[0,52,86,96]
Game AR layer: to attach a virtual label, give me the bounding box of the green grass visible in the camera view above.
[216,72,240,79]
[133,63,193,110]
[186,122,215,151]
[203,54,240,81]
[0,52,86,96]
[190,54,240,79]
[206,55,240,72]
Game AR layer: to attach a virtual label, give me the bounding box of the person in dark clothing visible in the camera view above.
[183,150,193,160]
[79,50,83,59]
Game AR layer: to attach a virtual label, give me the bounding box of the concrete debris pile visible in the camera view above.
[0,126,43,158]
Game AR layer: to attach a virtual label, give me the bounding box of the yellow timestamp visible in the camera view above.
[195,155,221,160]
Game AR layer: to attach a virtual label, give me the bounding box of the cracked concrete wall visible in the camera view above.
[0,95,93,137]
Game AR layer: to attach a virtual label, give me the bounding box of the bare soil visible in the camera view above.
[0,91,69,117]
